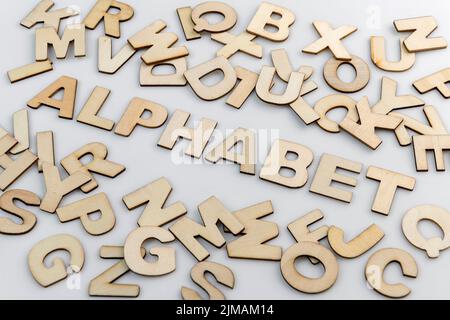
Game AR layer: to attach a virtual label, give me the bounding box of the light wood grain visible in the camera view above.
[157,110,217,158]
[391,106,447,146]
[339,97,403,150]
[365,248,418,298]
[169,196,244,261]
[40,163,91,213]
[205,128,256,175]
[98,36,136,74]
[122,177,187,227]
[27,75,77,119]
[115,97,168,137]
[260,139,313,188]
[28,234,84,287]
[366,166,415,215]
[89,245,145,297]
[77,86,115,131]
[0,189,40,235]
[246,2,295,42]
[124,226,176,276]
[412,135,450,171]
[35,24,86,61]
[61,142,125,193]
[323,55,370,93]
[191,2,237,33]
[182,261,234,300]
[176,7,201,41]
[84,0,134,38]
[314,94,358,133]
[56,192,116,236]
[37,131,55,172]
[328,224,384,258]
[310,153,362,203]
[140,57,187,86]
[370,37,415,72]
[303,21,357,60]
[128,20,188,65]
[281,242,338,293]
[184,56,237,101]
[211,31,262,59]
[413,67,450,98]
[402,204,450,258]
[394,16,447,52]
[8,60,53,83]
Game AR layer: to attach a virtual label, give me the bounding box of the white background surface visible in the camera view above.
[1,0,450,300]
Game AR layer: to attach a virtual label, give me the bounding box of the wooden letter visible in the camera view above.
[323,55,370,93]
[365,248,418,298]
[40,163,91,213]
[402,205,450,258]
[28,234,84,287]
[115,98,168,137]
[412,135,450,171]
[191,2,237,33]
[260,139,313,188]
[37,131,55,172]
[339,97,402,150]
[27,76,77,119]
[169,196,244,261]
[157,110,217,158]
[21,0,78,31]
[0,135,37,191]
[182,261,234,300]
[366,166,415,215]
[391,106,447,146]
[98,36,136,74]
[246,2,295,42]
[226,201,282,261]
[413,68,450,98]
[184,56,237,101]
[61,142,125,192]
[310,153,362,203]
[205,128,256,175]
[35,24,86,61]
[77,86,115,131]
[226,66,258,109]
[370,37,415,72]
[372,77,424,115]
[394,16,447,52]
[8,60,53,83]
[256,66,303,105]
[124,227,176,276]
[56,193,116,236]
[128,20,188,65]
[89,246,145,297]
[122,177,187,227]
[84,0,134,38]
[328,224,384,258]
[281,242,339,293]
[303,21,357,60]
[0,190,40,235]
[314,94,358,133]
[176,7,201,41]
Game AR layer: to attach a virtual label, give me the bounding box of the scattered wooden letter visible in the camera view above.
[310,153,362,203]
[370,37,415,72]
[365,247,418,298]
[260,139,313,188]
[122,177,187,227]
[28,234,84,287]
[124,226,176,276]
[366,166,415,215]
[157,110,217,158]
[56,193,116,236]
[394,16,447,52]
[0,189,40,235]
[402,205,450,258]
[413,68,450,98]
